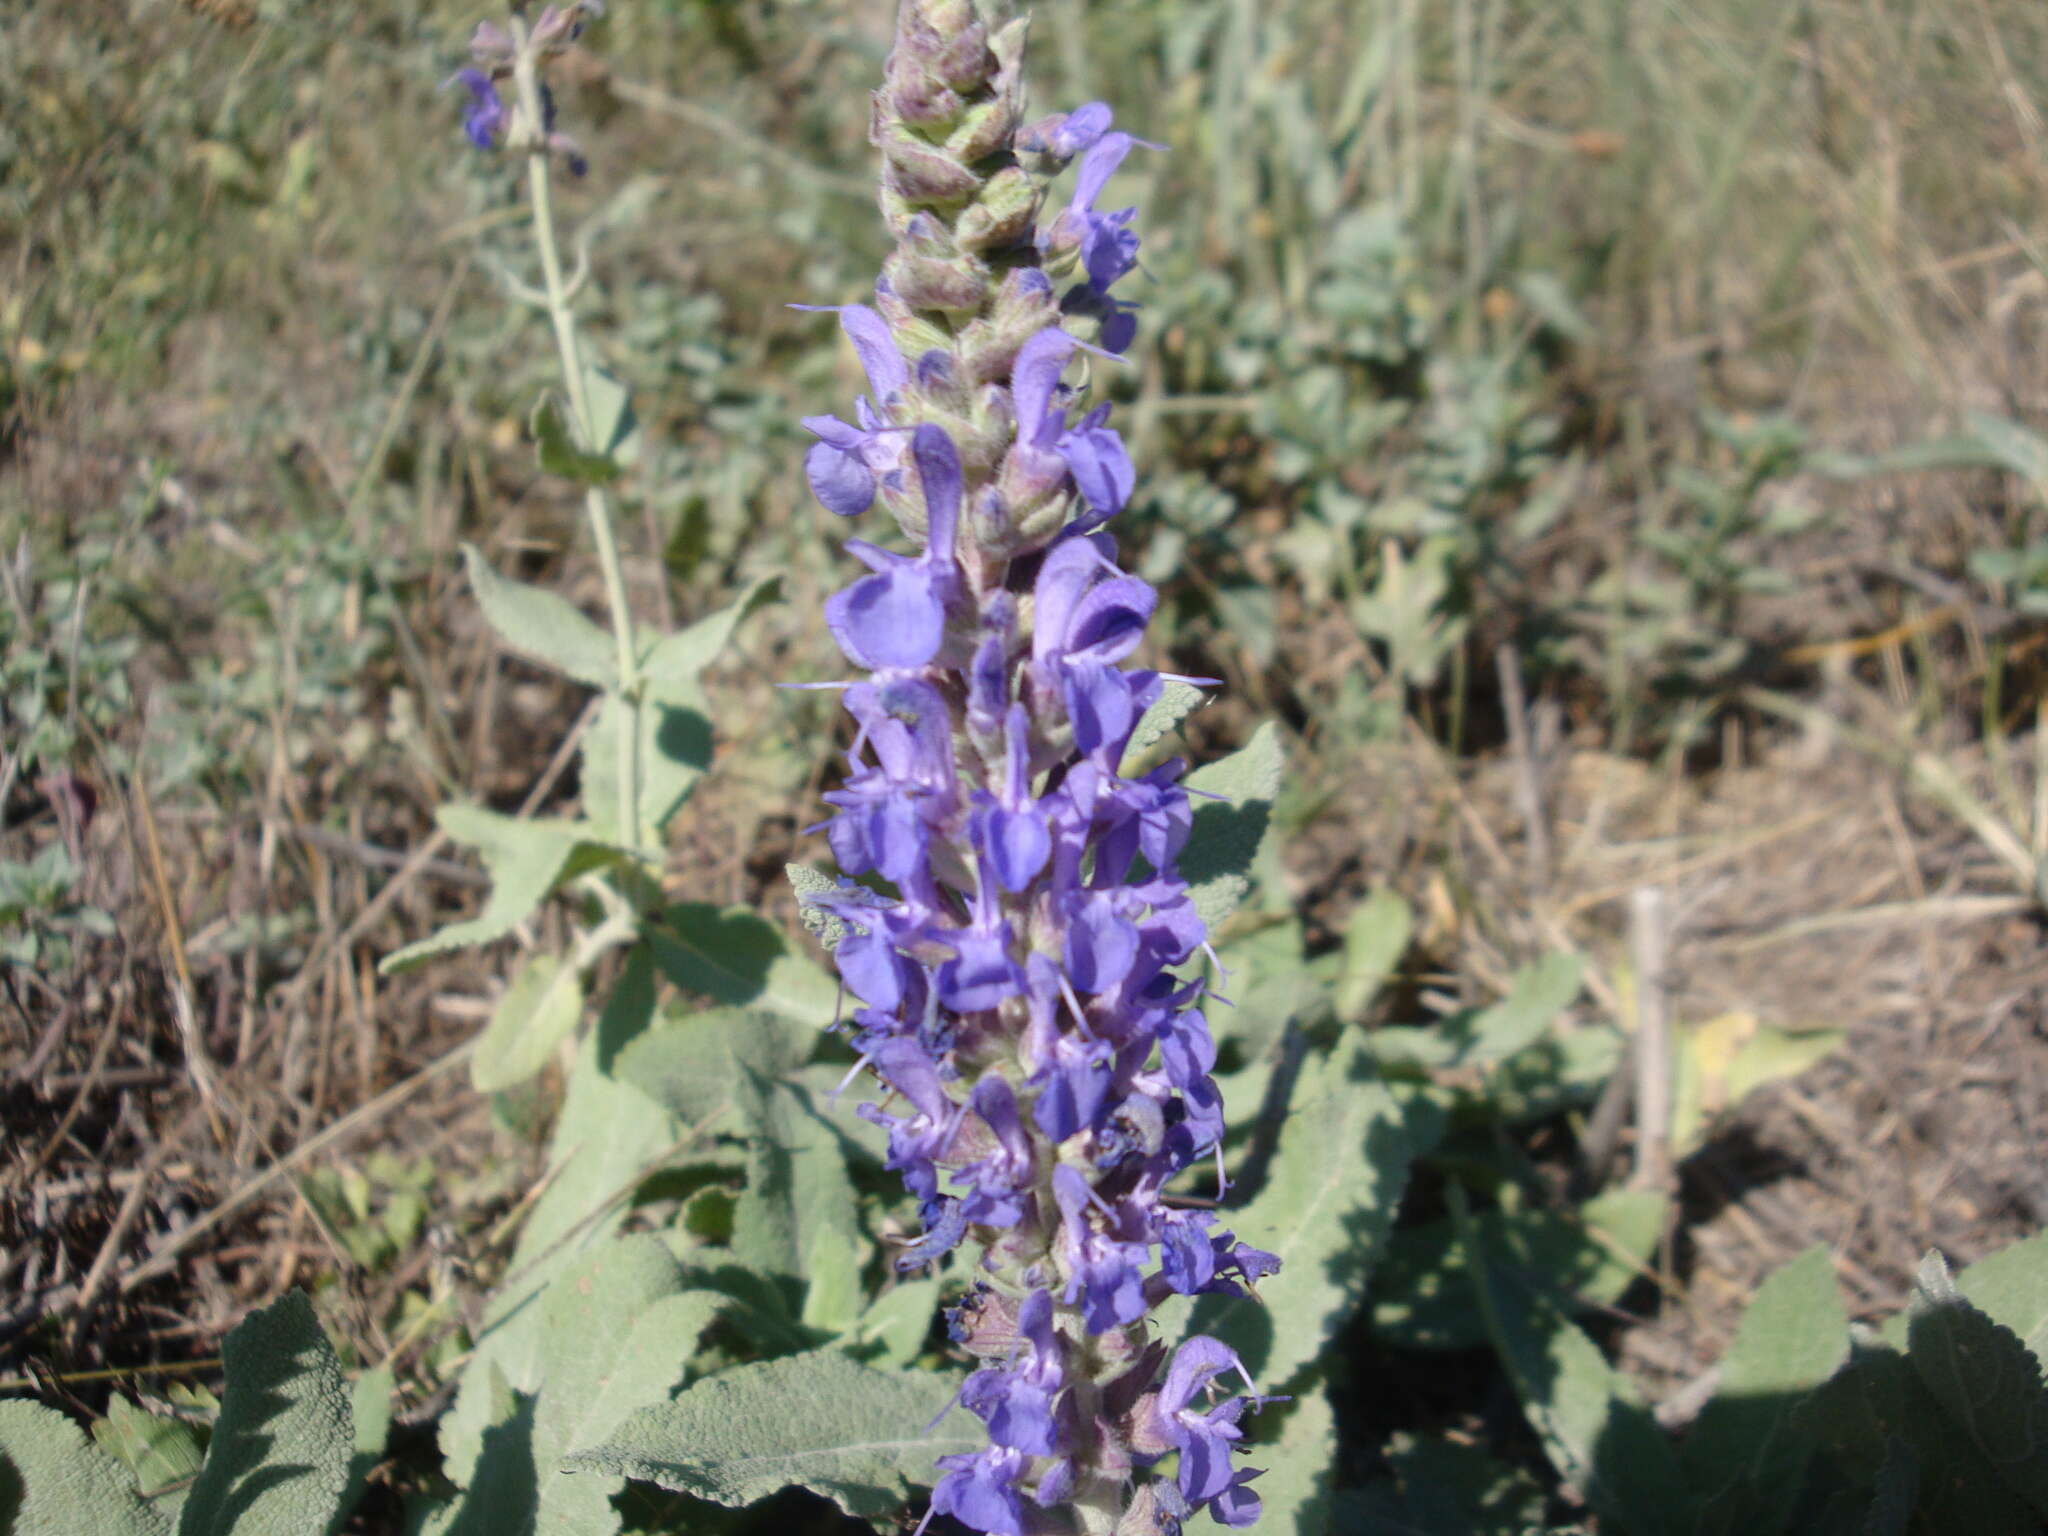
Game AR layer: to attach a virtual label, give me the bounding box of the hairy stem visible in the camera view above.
[510,18,643,857]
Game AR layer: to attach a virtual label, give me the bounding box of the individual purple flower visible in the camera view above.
[1043,130,1158,297]
[1006,329,1137,523]
[1143,1337,1267,1511]
[794,304,910,516]
[822,423,960,670]
[959,1288,1066,1454]
[930,1447,1028,1536]
[449,68,508,150]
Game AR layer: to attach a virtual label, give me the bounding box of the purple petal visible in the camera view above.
[1011,329,1079,447]
[1063,662,1137,760]
[1031,537,1109,666]
[804,440,875,517]
[1065,896,1139,994]
[986,806,1050,892]
[911,423,962,560]
[1065,572,1155,663]
[825,566,944,670]
[1071,131,1135,211]
[1060,413,1137,519]
[1211,1472,1265,1527]
[837,304,909,401]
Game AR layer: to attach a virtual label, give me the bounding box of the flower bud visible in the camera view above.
[947,97,1018,166]
[884,248,991,315]
[957,167,1042,254]
[878,126,985,204]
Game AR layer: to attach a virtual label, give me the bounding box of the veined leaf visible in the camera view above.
[649,903,839,1026]
[1684,1246,1847,1533]
[1183,1043,1441,1386]
[1120,679,1210,774]
[438,1033,681,1488]
[526,1237,730,1536]
[639,576,783,703]
[533,393,624,487]
[1902,1252,2048,1517]
[177,1291,353,1536]
[1373,1188,1664,1351]
[380,806,622,973]
[1180,722,1284,933]
[472,950,585,1094]
[563,1352,975,1519]
[0,1400,171,1536]
[732,1069,866,1335]
[1460,1202,1689,1536]
[1334,888,1410,1020]
[852,1277,941,1370]
[613,1006,808,1130]
[462,543,616,687]
[1370,951,1582,1072]
[1880,1229,2048,1357]
[1243,1376,1335,1534]
[91,1397,203,1504]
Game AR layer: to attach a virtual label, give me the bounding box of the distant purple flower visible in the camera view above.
[1008,329,1137,523]
[449,68,507,151]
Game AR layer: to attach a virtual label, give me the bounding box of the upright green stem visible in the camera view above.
[510,20,643,857]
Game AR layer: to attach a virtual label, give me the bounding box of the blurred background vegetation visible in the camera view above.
[6,0,2048,1524]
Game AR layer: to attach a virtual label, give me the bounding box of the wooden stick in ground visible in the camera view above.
[1494,642,1551,889]
[1628,885,1674,1196]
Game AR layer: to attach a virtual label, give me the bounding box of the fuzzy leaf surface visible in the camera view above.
[472,950,585,1094]
[1335,888,1411,1020]
[461,543,616,686]
[0,1400,170,1536]
[1180,722,1284,932]
[1683,1245,1847,1533]
[1373,1188,1665,1351]
[731,1069,866,1334]
[1120,679,1209,773]
[563,1352,975,1519]
[1243,1375,1335,1534]
[649,903,838,1026]
[380,807,620,972]
[177,1290,353,1536]
[1903,1252,2048,1516]
[1461,1208,1688,1536]
[1183,1043,1441,1386]
[91,1396,204,1503]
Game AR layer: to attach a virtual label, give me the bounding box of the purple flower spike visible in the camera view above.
[805,16,1275,1523]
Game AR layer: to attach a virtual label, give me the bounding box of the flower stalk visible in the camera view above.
[469,4,646,859]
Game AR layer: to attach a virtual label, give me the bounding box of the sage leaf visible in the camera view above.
[1459,1204,1689,1536]
[90,1397,203,1504]
[1119,678,1208,774]
[532,393,624,487]
[1334,887,1410,1020]
[381,806,622,973]
[1183,1042,1441,1386]
[462,543,616,687]
[472,950,585,1094]
[564,1352,976,1519]
[1180,722,1284,932]
[1683,1245,1847,1532]
[0,1400,171,1536]
[1242,1376,1335,1534]
[649,903,839,1026]
[731,1069,866,1335]
[178,1290,353,1536]
[639,576,783,703]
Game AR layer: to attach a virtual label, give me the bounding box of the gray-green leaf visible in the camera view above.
[0,1400,171,1536]
[649,903,838,1026]
[563,1352,976,1519]
[1180,723,1284,932]
[1183,1043,1441,1386]
[380,806,621,973]
[462,543,616,687]
[1684,1245,1847,1532]
[178,1290,353,1536]
[472,950,585,1094]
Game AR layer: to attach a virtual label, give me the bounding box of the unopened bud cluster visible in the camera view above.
[447,2,604,174]
[797,3,1277,1533]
